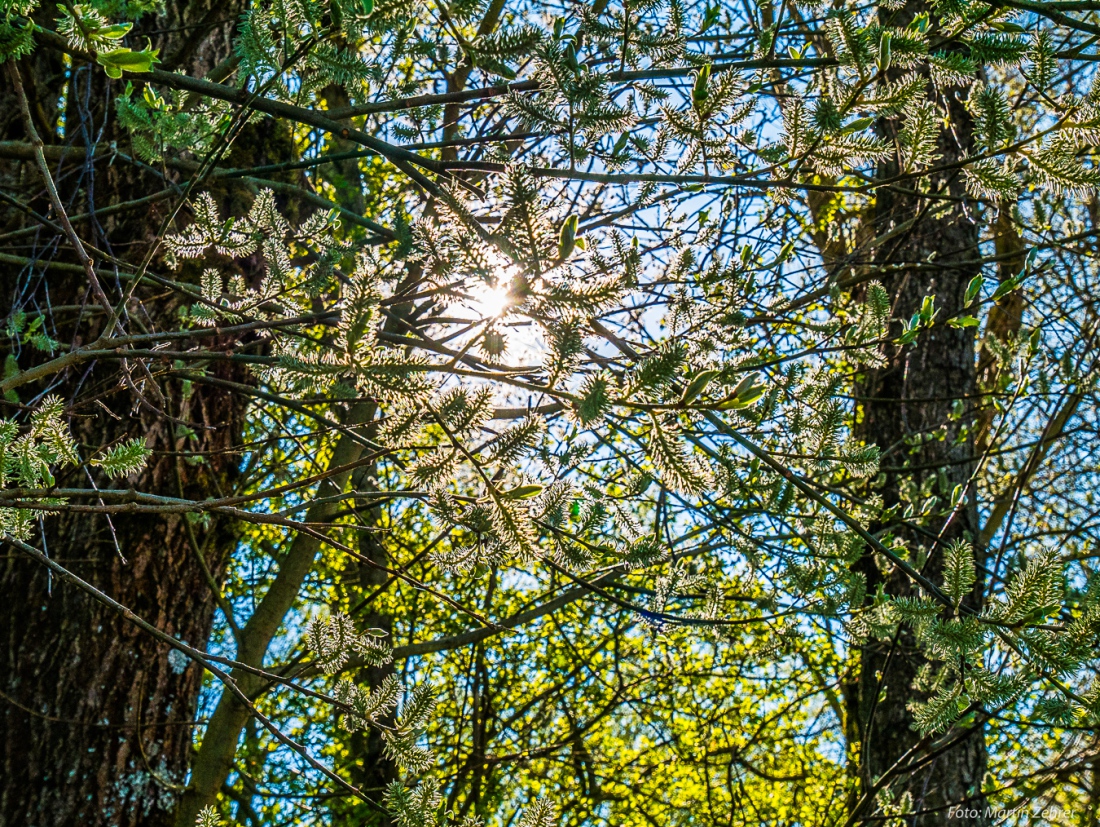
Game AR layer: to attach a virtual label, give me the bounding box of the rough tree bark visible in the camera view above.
[844,7,989,824]
[0,4,265,824]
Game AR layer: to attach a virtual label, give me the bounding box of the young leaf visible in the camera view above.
[680,369,720,405]
[558,214,579,259]
[964,274,984,305]
[716,371,767,409]
[842,116,874,134]
[97,47,162,79]
[878,31,892,72]
[947,315,979,328]
[692,64,711,109]
[501,484,544,500]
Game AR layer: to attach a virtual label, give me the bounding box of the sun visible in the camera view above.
[436,255,546,367]
[455,252,523,321]
[464,279,513,320]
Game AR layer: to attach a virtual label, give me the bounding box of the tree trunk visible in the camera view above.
[344,487,399,827]
[0,377,243,826]
[0,4,260,824]
[845,9,989,823]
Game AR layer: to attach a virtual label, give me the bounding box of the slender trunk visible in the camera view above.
[316,83,396,823]
[342,486,398,826]
[845,6,988,822]
[175,401,379,826]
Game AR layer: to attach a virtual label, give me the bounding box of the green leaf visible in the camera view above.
[2,353,19,404]
[100,23,133,39]
[562,43,579,73]
[950,484,964,507]
[991,275,1022,301]
[501,484,544,500]
[97,46,161,79]
[680,369,720,405]
[717,372,766,409]
[896,326,920,345]
[919,294,936,324]
[964,274,984,305]
[877,31,891,72]
[692,64,711,109]
[558,214,579,259]
[841,116,874,134]
[700,4,720,33]
[947,315,979,328]
[989,20,1026,33]
[762,241,795,269]
[1028,326,1041,355]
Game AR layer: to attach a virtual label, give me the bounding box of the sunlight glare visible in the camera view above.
[465,279,513,320]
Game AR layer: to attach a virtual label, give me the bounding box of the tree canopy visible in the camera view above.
[2,0,1100,824]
